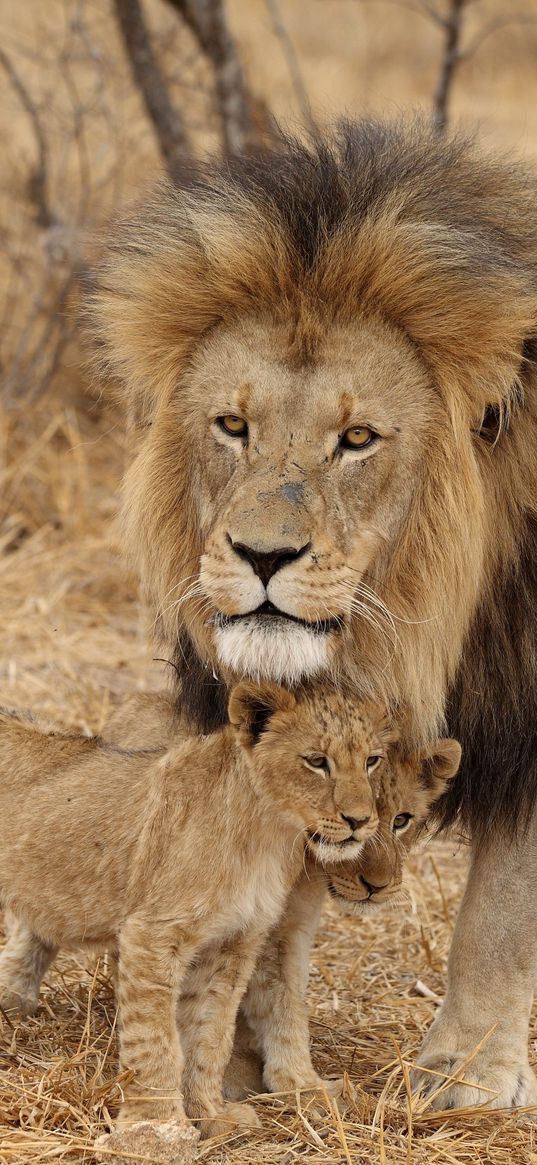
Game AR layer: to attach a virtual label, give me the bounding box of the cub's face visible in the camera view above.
[172,314,436,684]
[324,739,461,915]
[228,682,396,864]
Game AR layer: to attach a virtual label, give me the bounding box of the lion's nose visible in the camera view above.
[231,541,310,587]
[343,814,371,833]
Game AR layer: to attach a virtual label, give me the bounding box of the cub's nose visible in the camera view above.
[361,876,390,896]
[343,814,371,833]
[231,540,310,587]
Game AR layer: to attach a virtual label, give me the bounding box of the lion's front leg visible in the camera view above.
[413,816,537,1111]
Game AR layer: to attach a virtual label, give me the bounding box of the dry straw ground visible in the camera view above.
[2,2,537,1162]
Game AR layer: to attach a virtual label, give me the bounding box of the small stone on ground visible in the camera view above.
[95,1118,200,1164]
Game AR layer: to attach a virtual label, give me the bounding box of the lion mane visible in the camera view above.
[89,119,537,836]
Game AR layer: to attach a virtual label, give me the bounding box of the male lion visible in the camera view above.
[90,120,537,1110]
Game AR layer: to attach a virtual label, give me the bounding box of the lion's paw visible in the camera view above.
[413,1026,537,1112]
[95,1118,199,1164]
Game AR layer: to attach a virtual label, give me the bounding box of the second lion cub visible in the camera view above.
[0,683,390,1138]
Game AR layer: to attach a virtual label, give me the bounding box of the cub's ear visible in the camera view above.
[420,738,462,798]
[228,683,296,747]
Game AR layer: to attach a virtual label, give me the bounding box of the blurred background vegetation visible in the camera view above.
[2,0,537,413]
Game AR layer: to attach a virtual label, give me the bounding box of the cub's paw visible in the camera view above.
[223,1046,264,1100]
[95,1118,199,1164]
[116,1101,187,1130]
[413,1036,537,1112]
[0,979,39,1017]
[265,1068,342,1098]
[201,1101,261,1139]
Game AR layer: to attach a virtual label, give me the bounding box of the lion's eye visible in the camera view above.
[393,812,413,832]
[340,425,377,450]
[217,415,248,438]
[366,754,383,772]
[303,754,330,775]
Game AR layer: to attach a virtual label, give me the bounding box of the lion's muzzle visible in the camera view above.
[197,476,361,682]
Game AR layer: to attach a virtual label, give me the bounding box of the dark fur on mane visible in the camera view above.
[174,632,228,734]
[179,118,537,304]
[440,511,537,836]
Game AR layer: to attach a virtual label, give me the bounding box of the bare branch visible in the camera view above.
[113,0,192,175]
[433,0,465,133]
[0,47,53,228]
[263,0,317,135]
[166,0,257,154]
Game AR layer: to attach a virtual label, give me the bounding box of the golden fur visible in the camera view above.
[101,691,460,1096]
[233,738,460,1096]
[0,687,391,1136]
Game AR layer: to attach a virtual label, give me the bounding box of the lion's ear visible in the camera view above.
[228,683,296,747]
[419,738,462,798]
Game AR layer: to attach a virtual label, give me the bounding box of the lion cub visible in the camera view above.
[231,736,461,1097]
[0,684,391,1137]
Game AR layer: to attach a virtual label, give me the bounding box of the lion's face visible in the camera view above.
[179,314,436,684]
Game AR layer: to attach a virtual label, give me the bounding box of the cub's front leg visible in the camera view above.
[233,870,329,1096]
[117,915,197,1128]
[180,932,264,1138]
[0,917,57,1015]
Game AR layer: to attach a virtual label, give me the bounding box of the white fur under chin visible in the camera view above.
[214,618,330,684]
[308,838,366,864]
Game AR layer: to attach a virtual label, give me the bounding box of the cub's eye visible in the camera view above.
[392,812,413,833]
[217,415,248,438]
[366,754,383,772]
[303,754,330,775]
[340,425,377,450]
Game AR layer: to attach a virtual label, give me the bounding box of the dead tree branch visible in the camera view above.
[113,0,192,174]
[0,47,53,228]
[264,0,317,135]
[165,0,257,154]
[432,0,465,132]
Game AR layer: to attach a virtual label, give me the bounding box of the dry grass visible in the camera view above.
[3,1,537,1161]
